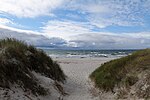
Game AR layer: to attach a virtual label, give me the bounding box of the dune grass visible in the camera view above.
[0,38,66,95]
[90,49,150,98]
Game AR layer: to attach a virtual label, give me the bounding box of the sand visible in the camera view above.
[55,57,115,100]
[0,57,115,100]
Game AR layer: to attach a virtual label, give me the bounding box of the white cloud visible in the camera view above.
[0,24,41,35]
[65,1,111,14]
[65,0,149,28]
[0,0,66,18]
[0,18,30,29]
[0,18,13,25]
[0,0,149,28]
[42,20,94,40]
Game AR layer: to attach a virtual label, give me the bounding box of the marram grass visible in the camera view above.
[0,38,66,95]
[90,49,150,98]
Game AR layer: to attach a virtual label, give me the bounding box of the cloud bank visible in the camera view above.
[0,26,150,49]
[70,32,150,49]
[0,27,67,48]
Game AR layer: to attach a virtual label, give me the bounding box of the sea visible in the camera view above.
[41,49,139,58]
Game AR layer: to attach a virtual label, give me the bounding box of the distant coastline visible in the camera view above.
[40,49,139,58]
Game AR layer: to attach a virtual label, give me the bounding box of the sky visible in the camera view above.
[0,0,150,49]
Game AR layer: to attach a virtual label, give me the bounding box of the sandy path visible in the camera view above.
[55,58,114,100]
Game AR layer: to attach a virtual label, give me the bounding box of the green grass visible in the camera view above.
[0,38,66,95]
[90,49,150,93]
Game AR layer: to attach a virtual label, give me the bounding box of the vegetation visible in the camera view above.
[90,49,150,99]
[0,38,66,95]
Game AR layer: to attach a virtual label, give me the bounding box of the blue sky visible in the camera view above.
[0,0,150,49]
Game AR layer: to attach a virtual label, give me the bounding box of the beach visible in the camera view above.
[55,57,115,100]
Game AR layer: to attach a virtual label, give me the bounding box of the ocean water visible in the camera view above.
[42,49,138,58]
